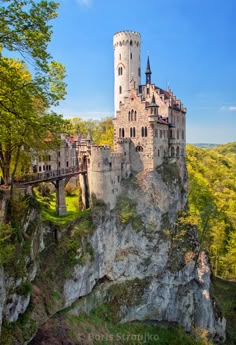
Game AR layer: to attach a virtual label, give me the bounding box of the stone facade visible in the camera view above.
[77,31,186,209]
[32,134,78,173]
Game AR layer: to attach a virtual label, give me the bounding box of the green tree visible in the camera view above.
[0,57,68,186]
[0,0,59,72]
[70,117,114,148]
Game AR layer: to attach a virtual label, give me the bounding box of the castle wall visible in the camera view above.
[87,146,123,209]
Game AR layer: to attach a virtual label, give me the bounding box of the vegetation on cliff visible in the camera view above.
[186,143,236,279]
[29,304,207,345]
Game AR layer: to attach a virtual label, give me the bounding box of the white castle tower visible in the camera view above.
[113,31,141,113]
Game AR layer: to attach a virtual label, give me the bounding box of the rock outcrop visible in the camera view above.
[0,163,226,343]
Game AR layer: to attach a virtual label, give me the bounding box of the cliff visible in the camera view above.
[0,162,226,344]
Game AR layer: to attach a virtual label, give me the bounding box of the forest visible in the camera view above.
[187,143,236,279]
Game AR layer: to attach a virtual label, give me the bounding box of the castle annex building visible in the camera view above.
[78,30,186,209]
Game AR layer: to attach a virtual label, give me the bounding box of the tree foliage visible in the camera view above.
[0,57,68,185]
[0,0,68,186]
[186,143,236,279]
[0,0,59,72]
[70,117,114,148]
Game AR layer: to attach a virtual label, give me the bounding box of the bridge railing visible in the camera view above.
[14,165,86,184]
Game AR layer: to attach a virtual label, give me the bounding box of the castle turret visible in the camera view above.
[145,56,152,85]
[113,31,141,113]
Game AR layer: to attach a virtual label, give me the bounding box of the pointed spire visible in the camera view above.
[145,55,152,84]
[151,93,156,105]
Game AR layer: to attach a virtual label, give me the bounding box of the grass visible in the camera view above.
[33,187,83,225]
[62,304,207,345]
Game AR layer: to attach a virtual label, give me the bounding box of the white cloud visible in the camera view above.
[228,106,236,111]
[220,106,236,111]
[76,0,92,8]
[54,108,113,120]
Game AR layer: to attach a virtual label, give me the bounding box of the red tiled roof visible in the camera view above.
[157,119,168,125]
[67,135,78,143]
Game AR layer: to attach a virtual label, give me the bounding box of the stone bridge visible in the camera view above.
[14,166,88,216]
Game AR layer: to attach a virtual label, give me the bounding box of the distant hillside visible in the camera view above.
[211,142,236,161]
[190,143,219,149]
[186,143,236,279]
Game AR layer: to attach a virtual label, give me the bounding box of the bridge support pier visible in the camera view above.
[55,179,67,216]
[79,173,90,209]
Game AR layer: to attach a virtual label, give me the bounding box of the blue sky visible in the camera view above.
[48,0,236,143]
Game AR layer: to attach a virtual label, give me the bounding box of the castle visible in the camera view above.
[31,31,186,211]
[77,30,186,209]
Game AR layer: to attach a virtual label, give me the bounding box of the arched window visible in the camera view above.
[138,67,141,77]
[122,128,125,138]
[177,129,179,140]
[134,111,137,121]
[130,40,133,46]
[136,146,143,152]
[182,130,184,140]
[130,52,132,59]
[145,127,148,137]
[128,111,130,121]
[119,128,121,138]
[176,146,180,158]
[141,127,144,137]
[131,109,134,121]
[133,127,136,137]
[158,149,160,157]
[171,146,175,157]
[118,67,123,76]
[130,128,132,137]
[119,86,122,94]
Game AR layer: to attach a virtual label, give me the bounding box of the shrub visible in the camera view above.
[38,183,51,197]
[0,222,15,266]
[65,182,77,196]
[117,197,143,232]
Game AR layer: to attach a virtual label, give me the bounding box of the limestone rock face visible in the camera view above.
[0,163,226,343]
[64,166,225,341]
